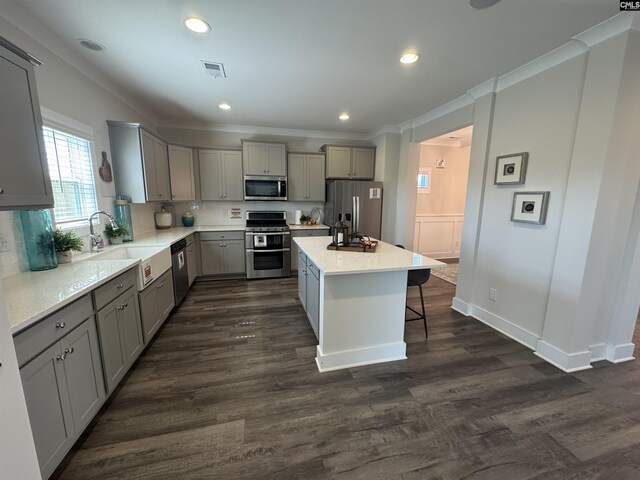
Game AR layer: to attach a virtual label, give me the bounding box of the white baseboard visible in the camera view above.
[534,340,592,372]
[605,343,636,363]
[451,297,471,316]
[589,343,607,362]
[470,304,540,350]
[315,343,406,372]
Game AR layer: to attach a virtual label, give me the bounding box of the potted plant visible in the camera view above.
[53,229,83,264]
[104,223,129,245]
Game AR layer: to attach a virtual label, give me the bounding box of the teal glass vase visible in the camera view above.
[19,209,58,271]
[114,196,134,242]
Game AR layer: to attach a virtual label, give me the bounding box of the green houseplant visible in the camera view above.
[104,223,129,245]
[53,229,83,264]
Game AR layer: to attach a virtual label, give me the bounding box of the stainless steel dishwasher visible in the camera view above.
[171,238,189,305]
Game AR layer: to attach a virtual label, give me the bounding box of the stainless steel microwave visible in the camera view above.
[244,176,287,201]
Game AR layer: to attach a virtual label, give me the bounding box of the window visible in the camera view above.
[43,126,98,226]
[417,167,431,194]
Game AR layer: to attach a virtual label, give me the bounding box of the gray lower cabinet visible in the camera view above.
[96,287,143,393]
[298,252,308,311]
[139,269,175,344]
[17,298,105,479]
[297,251,320,339]
[291,229,330,270]
[0,38,53,210]
[186,234,197,285]
[200,231,246,275]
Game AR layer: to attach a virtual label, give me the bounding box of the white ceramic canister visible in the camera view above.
[155,207,173,230]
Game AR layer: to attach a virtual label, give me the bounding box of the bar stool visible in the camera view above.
[396,244,430,338]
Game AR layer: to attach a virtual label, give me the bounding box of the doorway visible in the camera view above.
[413,125,472,284]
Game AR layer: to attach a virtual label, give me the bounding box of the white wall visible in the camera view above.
[416,145,470,215]
[0,11,158,278]
[450,26,640,371]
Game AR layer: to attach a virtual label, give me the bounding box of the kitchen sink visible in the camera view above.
[86,245,171,290]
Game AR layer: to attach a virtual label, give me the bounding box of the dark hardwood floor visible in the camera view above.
[51,276,640,479]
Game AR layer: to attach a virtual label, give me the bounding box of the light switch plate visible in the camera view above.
[0,232,10,253]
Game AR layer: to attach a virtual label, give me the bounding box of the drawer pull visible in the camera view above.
[56,354,64,361]
[56,322,66,329]
[117,283,124,289]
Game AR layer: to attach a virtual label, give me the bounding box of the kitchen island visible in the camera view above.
[294,236,446,372]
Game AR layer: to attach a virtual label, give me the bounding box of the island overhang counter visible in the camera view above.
[293,236,446,372]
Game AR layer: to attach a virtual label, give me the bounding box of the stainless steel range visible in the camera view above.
[245,211,291,279]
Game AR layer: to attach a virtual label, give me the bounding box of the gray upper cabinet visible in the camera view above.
[107,122,171,203]
[0,38,53,210]
[168,144,196,201]
[323,145,375,180]
[199,149,243,201]
[288,153,325,201]
[242,140,286,176]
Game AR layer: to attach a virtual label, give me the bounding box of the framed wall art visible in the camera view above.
[511,191,550,224]
[495,152,528,185]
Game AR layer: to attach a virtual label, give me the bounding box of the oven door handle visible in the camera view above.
[246,248,291,253]
[246,232,291,236]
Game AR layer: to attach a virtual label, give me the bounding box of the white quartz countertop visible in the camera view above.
[293,236,446,276]
[288,224,330,230]
[5,259,138,334]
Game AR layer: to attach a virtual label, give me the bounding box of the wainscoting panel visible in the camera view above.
[415,214,464,258]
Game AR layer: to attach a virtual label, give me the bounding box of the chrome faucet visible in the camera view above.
[89,210,119,253]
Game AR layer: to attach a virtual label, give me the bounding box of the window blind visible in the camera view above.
[42,126,98,225]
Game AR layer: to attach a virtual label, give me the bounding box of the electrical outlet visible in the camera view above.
[0,232,10,253]
[489,288,497,302]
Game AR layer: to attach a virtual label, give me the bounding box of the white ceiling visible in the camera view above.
[11,0,618,134]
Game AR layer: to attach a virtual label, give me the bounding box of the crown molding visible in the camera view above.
[573,12,637,48]
[467,77,498,100]
[399,94,474,134]
[496,40,587,93]
[365,125,401,140]
[156,121,372,141]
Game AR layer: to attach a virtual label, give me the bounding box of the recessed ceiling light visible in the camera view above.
[219,103,231,110]
[338,113,350,121]
[470,0,502,9]
[78,39,105,52]
[400,53,420,64]
[184,17,211,33]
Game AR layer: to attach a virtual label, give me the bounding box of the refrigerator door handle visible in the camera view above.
[352,195,357,234]
[355,196,361,234]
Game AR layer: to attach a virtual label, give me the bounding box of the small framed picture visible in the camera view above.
[436,158,446,169]
[495,152,528,185]
[511,191,550,224]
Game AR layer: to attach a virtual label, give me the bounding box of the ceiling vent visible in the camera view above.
[201,61,226,78]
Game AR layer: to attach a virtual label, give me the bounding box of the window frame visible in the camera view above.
[417,167,432,194]
[40,108,100,233]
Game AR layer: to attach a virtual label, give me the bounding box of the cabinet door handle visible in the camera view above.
[56,322,66,329]
[124,302,128,308]
[56,354,65,361]
[64,347,74,355]
[266,169,270,173]
[171,194,176,198]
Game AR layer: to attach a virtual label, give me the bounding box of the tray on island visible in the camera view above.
[327,241,378,253]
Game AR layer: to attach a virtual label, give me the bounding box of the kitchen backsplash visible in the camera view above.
[0,201,324,279]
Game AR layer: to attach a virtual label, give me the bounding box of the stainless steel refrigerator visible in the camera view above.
[325,180,383,239]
